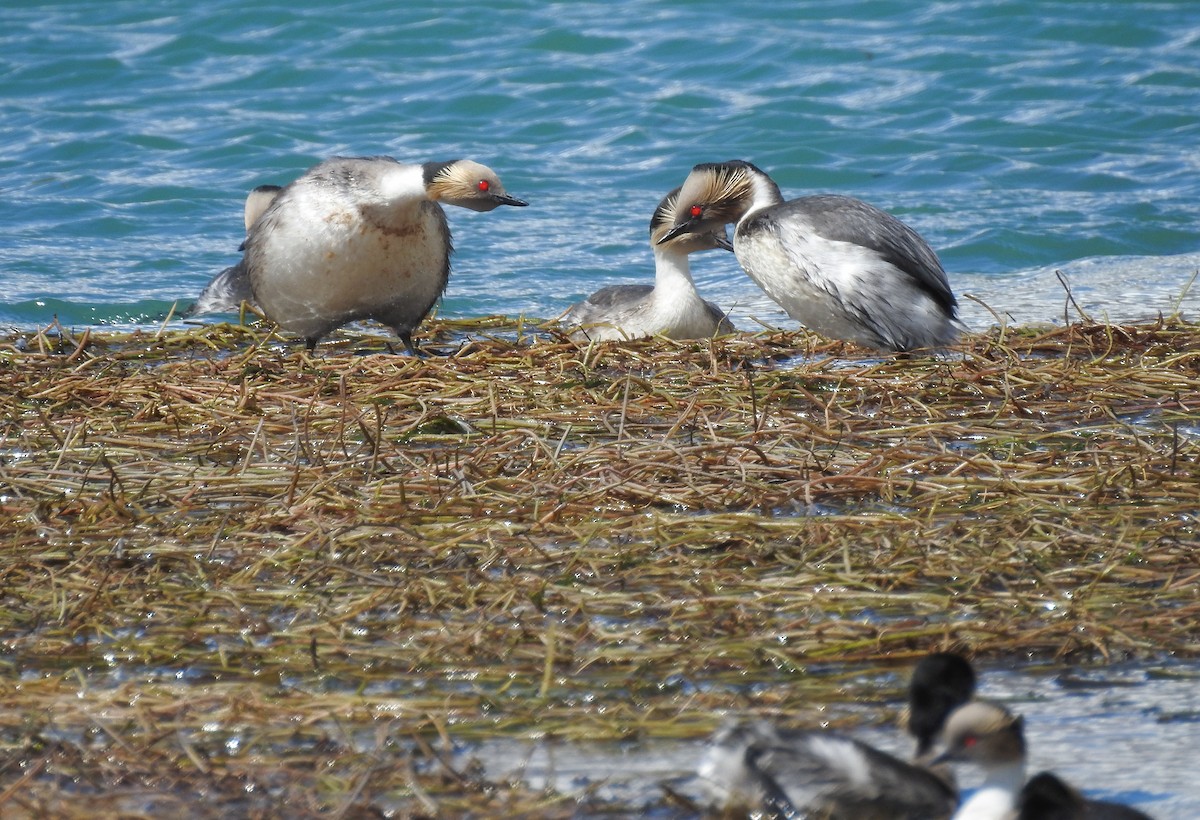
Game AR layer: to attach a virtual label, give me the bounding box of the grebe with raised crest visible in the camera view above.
[660,159,959,351]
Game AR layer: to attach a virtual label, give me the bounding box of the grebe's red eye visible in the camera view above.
[478,179,490,192]
[690,204,702,218]
[963,735,978,748]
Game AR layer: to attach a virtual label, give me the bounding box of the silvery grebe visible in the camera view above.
[936,701,1028,820]
[936,702,1155,820]
[659,160,959,351]
[697,652,976,819]
[237,156,525,351]
[564,186,735,341]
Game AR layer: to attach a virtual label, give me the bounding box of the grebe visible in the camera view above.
[697,652,976,818]
[937,703,1155,820]
[564,186,735,341]
[660,160,959,351]
[232,156,525,351]
[937,701,1028,820]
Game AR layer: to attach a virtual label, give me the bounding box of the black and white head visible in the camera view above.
[422,159,528,211]
[650,185,732,253]
[658,160,778,244]
[936,701,1026,769]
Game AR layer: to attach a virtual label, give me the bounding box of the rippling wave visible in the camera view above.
[2,0,1198,332]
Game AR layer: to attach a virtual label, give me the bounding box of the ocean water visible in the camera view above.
[2,1,1199,335]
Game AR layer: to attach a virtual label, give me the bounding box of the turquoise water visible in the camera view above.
[2,1,1199,333]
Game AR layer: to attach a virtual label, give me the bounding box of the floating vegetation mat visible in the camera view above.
[1,317,1198,816]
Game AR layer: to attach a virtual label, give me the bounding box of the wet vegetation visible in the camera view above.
[1,315,1197,816]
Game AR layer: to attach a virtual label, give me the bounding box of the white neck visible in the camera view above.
[376,163,431,203]
[644,244,719,336]
[741,166,785,222]
[952,761,1026,820]
[651,246,701,307]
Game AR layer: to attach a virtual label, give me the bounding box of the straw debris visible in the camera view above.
[0,316,1197,815]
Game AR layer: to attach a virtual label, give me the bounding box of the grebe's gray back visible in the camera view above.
[564,186,735,341]
[697,653,975,819]
[701,721,957,819]
[660,160,959,352]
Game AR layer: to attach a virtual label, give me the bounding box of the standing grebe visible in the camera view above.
[234,156,525,351]
[186,184,281,317]
[697,652,976,819]
[937,703,1155,820]
[563,186,735,341]
[659,160,959,351]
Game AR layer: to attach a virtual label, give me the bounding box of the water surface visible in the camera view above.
[2,1,1198,333]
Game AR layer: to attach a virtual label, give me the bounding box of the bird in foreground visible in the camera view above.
[563,186,735,341]
[935,701,1029,820]
[696,652,976,819]
[1018,772,1155,820]
[200,156,527,352]
[186,184,281,317]
[935,702,1155,820]
[659,159,959,351]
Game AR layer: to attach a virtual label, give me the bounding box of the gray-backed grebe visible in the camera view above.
[660,160,959,351]
[698,652,976,818]
[565,186,734,341]
[220,156,525,351]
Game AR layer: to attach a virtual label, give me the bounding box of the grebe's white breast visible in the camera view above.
[242,156,525,351]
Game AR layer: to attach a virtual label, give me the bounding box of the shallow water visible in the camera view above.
[2,1,1199,334]
[472,660,1200,817]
